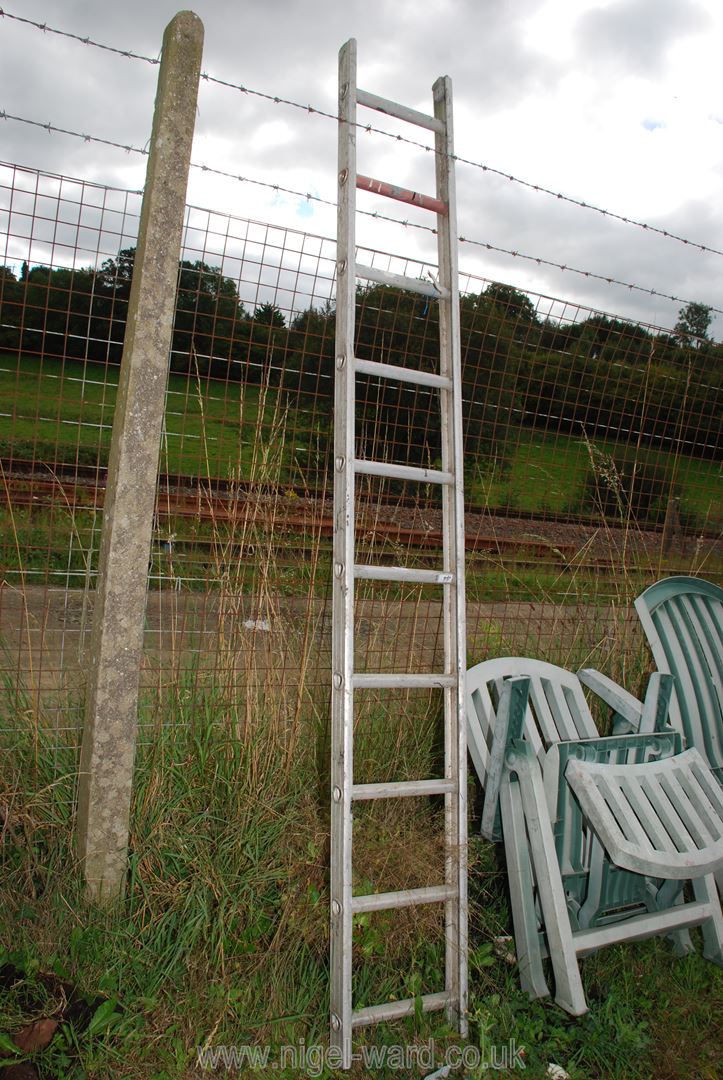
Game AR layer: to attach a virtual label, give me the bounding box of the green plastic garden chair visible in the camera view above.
[466,657,723,1015]
[579,575,722,781]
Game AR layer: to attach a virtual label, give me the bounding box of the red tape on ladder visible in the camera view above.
[356,173,448,215]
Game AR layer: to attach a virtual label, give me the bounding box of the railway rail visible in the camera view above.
[1,457,718,574]
[4,455,700,532]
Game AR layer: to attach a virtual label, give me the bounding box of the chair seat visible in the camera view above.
[566,747,723,880]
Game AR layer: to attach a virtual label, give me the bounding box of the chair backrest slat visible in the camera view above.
[528,676,567,743]
[596,774,655,850]
[687,596,723,706]
[467,683,494,780]
[670,598,719,713]
[659,771,716,847]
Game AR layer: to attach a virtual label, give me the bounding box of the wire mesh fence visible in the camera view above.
[0,159,721,803]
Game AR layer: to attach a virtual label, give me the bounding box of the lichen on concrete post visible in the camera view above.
[76,11,204,899]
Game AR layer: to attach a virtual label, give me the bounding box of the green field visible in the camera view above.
[0,355,308,482]
[2,354,720,529]
[471,428,721,527]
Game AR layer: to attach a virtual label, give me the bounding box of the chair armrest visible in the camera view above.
[577,668,644,734]
[639,672,675,734]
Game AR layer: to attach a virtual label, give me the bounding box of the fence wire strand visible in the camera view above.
[1,6,721,260]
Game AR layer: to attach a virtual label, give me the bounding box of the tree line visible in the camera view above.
[0,251,720,472]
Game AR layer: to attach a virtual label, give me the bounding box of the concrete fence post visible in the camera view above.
[76,10,204,899]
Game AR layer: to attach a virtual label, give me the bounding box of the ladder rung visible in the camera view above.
[353,673,455,689]
[354,356,452,390]
[354,565,454,585]
[357,174,447,216]
[354,459,453,484]
[352,884,453,914]
[353,779,454,801]
[356,87,445,134]
[355,262,450,299]
[352,991,451,1029]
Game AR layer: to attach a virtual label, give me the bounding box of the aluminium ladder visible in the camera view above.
[330,38,468,1066]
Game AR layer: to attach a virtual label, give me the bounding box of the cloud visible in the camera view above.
[1,0,721,342]
[574,0,711,77]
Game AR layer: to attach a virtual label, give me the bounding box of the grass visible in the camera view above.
[0,672,448,1078]
[0,354,312,481]
[1,350,722,1077]
[3,354,720,531]
[2,691,722,1079]
[1,511,721,1077]
[468,428,721,528]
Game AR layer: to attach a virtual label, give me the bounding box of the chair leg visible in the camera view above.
[577,834,606,930]
[653,879,695,957]
[692,874,723,968]
[667,927,696,958]
[515,754,588,1016]
[500,778,549,1001]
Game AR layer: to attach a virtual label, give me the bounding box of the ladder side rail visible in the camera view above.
[330,37,358,1069]
[433,73,469,1038]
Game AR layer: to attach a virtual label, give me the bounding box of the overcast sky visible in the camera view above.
[1,0,722,336]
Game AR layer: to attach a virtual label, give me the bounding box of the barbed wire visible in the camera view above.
[198,75,723,263]
[0,8,160,64]
[0,111,147,156]
[456,235,723,313]
[2,110,722,317]
[2,6,722,260]
[0,111,399,224]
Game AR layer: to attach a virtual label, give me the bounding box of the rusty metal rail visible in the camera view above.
[2,457,716,537]
[0,463,648,573]
[4,459,717,579]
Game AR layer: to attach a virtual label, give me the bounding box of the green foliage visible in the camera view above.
[515,346,719,459]
[2,252,721,490]
[0,247,272,380]
[559,314,653,364]
[674,300,712,349]
[483,280,540,324]
[354,284,447,471]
